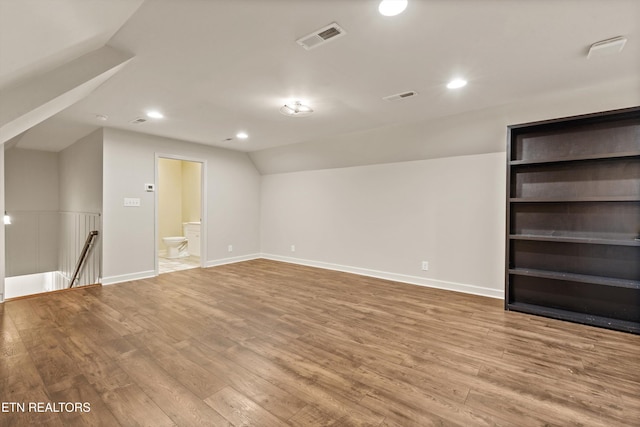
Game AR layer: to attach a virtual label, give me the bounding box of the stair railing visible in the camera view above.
[68,230,99,289]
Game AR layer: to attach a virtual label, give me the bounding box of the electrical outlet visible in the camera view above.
[124,197,141,207]
[291,245,296,252]
[228,245,233,252]
[421,261,429,271]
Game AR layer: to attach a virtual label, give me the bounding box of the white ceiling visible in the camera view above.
[1,0,639,154]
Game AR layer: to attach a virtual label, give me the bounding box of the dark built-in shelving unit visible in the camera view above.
[505,106,640,334]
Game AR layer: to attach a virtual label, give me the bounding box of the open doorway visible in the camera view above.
[156,155,205,275]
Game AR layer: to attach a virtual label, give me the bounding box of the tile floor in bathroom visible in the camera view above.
[158,255,201,274]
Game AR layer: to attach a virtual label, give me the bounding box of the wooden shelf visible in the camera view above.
[508,268,640,290]
[509,196,640,203]
[510,150,640,166]
[506,302,640,334]
[509,234,640,247]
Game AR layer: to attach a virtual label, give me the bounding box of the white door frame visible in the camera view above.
[154,153,207,275]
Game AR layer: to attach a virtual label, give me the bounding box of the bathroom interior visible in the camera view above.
[158,158,202,274]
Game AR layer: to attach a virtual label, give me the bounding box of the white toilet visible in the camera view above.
[162,236,188,258]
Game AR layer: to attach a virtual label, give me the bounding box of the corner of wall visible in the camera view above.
[0,147,5,302]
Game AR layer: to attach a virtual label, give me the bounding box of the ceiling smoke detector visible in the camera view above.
[280,101,314,117]
[383,91,418,101]
[296,22,346,50]
[587,36,627,59]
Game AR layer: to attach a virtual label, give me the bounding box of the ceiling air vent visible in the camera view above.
[296,22,346,50]
[383,91,419,102]
[130,117,147,124]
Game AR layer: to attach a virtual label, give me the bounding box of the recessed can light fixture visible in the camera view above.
[95,114,108,121]
[446,78,467,89]
[379,0,408,16]
[236,132,249,139]
[146,111,164,119]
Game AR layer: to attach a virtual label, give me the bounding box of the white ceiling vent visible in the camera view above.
[130,117,147,124]
[383,91,419,101]
[296,22,346,50]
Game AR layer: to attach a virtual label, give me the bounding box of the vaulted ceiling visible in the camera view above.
[1,0,639,167]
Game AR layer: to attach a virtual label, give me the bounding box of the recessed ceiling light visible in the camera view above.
[379,0,408,16]
[446,78,467,89]
[146,111,164,119]
[236,132,249,139]
[95,114,108,121]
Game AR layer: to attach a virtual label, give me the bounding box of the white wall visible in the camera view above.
[5,148,59,211]
[4,148,59,276]
[59,129,103,213]
[102,129,261,283]
[0,147,5,301]
[58,130,103,286]
[257,83,638,299]
[261,153,506,298]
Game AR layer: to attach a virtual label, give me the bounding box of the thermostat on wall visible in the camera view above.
[145,183,155,192]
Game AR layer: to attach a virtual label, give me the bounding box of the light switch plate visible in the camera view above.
[124,198,141,207]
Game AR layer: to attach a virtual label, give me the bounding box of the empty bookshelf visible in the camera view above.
[505,106,640,334]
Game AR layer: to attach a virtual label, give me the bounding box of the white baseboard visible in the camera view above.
[99,254,504,299]
[205,253,261,268]
[102,270,156,285]
[261,254,504,299]
[101,254,261,285]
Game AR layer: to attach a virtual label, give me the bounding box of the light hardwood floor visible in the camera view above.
[1,259,639,426]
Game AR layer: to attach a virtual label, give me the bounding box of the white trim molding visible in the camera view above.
[260,254,504,299]
[205,254,262,268]
[102,270,156,285]
[101,254,504,299]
